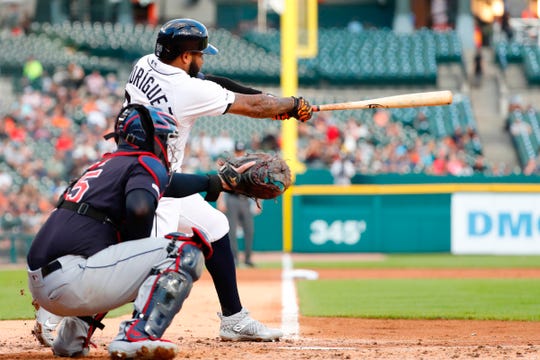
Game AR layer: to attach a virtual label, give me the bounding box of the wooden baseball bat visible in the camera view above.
[312,90,453,112]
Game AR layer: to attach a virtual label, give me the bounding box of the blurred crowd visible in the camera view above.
[1,61,122,238]
[297,111,496,179]
[1,61,539,238]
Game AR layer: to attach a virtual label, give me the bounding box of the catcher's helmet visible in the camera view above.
[111,104,178,169]
[155,18,218,61]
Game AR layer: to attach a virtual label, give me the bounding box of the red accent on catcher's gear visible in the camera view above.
[126,320,163,342]
[82,312,108,349]
[191,227,213,259]
[164,227,213,259]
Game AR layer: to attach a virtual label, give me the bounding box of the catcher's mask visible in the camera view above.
[155,18,218,61]
[105,104,179,170]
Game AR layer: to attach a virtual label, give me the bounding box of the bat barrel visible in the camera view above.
[311,90,453,112]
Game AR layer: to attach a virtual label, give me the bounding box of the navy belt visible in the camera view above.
[41,260,61,278]
[58,200,117,228]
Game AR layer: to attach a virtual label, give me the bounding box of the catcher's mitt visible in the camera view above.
[219,153,292,199]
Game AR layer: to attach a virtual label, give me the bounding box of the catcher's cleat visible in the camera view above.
[108,339,178,360]
[218,308,283,342]
[32,320,55,348]
[52,344,90,358]
[109,318,178,360]
[31,303,62,348]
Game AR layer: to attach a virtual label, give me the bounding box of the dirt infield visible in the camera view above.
[2,258,540,359]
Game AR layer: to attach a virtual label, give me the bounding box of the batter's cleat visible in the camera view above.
[108,339,178,360]
[218,308,283,342]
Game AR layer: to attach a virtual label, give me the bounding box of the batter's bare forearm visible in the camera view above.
[228,94,294,118]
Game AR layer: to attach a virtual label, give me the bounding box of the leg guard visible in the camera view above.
[128,243,204,340]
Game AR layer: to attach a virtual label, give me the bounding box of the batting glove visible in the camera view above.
[273,96,313,122]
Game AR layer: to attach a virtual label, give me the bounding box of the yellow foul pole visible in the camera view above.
[281,0,298,253]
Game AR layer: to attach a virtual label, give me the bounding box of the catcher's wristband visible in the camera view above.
[204,174,223,202]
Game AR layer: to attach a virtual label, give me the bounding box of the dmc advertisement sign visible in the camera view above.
[451,193,540,254]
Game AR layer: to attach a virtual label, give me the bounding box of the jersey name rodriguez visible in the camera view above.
[127,64,169,108]
[125,54,236,171]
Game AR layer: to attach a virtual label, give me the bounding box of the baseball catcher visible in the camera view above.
[26,104,273,359]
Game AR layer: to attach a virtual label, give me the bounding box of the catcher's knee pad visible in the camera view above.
[176,242,205,281]
[142,243,204,338]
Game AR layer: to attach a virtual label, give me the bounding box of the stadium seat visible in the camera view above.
[507,110,537,167]
[522,46,540,84]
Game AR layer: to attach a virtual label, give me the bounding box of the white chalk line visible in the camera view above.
[281,252,299,339]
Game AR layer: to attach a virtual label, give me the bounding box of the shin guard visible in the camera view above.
[128,243,204,340]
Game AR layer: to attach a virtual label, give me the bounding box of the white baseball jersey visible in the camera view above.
[125,54,235,172]
[125,54,236,241]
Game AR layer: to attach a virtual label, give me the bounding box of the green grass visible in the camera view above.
[249,254,540,269]
[297,278,540,320]
[3,254,540,321]
[0,269,132,320]
[293,254,540,269]
[0,270,36,320]
[0,270,34,320]
[293,254,540,321]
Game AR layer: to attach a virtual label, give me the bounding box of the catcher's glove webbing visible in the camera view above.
[218,153,292,200]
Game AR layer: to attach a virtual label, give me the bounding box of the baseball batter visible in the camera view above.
[27,104,248,359]
[124,18,312,341]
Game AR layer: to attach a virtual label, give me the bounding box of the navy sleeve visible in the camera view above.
[164,173,212,198]
[203,74,263,95]
[123,189,157,240]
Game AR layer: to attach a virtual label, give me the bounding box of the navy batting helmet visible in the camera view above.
[110,104,178,168]
[155,18,218,61]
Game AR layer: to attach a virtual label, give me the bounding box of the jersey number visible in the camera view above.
[65,169,102,203]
